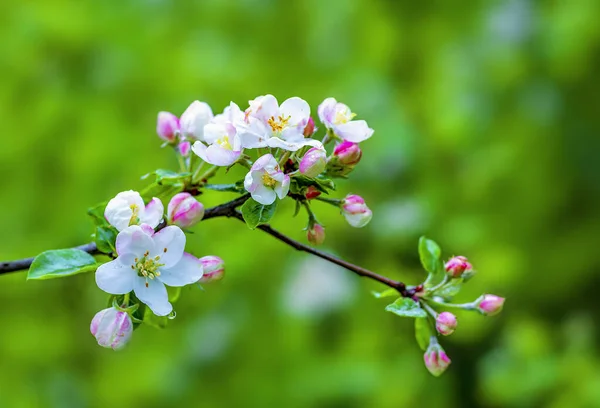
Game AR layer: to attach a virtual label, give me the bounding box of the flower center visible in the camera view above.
[267,115,291,133]
[129,204,140,226]
[334,108,356,125]
[262,173,277,188]
[132,250,165,286]
[216,135,232,150]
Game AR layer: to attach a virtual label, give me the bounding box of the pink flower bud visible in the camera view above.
[436,312,457,336]
[424,340,451,377]
[445,256,472,279]
[167,193,205,228]
[476,294,505,316]
[178,141,191,157]
[305,186,322,200]
[333,141,362,166]
[90,307,133,350]
[156,111,180,143]
[199,255,225,283]
[341,194,372,228]
[303,117,316,137]
[307,223,325,245]
[299,147,327,178]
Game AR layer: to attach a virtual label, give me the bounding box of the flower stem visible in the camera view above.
[278,151,291,168]
[195,165,218,184]
[423,297,476,311]
[315,196,342,206]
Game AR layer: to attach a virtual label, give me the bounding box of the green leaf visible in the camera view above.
[415,318,434,351]
[240,198,278,229]
[141,181,184,201]
[385,297,427,318]
[95,226,118,254]
[142,169,191,183]
[204,181,245,193]
[143,306,168,329]
[27,249,99,280]
[290,175,336,195]
[372,288,398,299]
[436,279,463,299]
[419,236,445,287]
[167,286,182,303]
[87,202,109,227]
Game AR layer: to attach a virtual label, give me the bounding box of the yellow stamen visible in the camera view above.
[267,115,291,133]
[262,173,277,188]
[216,135,232,150]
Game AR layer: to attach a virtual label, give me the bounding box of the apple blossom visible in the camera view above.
[318,97,374,143]
[333,141,362,166]
[167,193,205,228]
[305,186,321,200]
[180,100,213,141]
[307,223,325,246]
[424,340,451,377]
[445,256,472,279]
[476,294,505,316]
[95,225,204,316]
[436,311,458,336]
[105,191,164,232]
[303,117,316,137]
[244,154,290,205]
[341,194,372,228]
[192,102,244,166]
[156,111,180,143]
[90,307,133,350]
[299,146,327,178]
[199,255,225,283]
[237,95,322,151]
[178,141,191,157]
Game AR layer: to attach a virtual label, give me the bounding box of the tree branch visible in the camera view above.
[0,193,408,295]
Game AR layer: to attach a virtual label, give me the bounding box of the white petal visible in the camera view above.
[158,252,204,287]
[140,198,164,228]
[104,191,144,231]
[334,120,374,143]
[274,174,290,199]
[236,119,270,149]
[115,225,156,257]
[251,184,277,205]
[191,141,209,162]
[244,170,258,193]
[151,226,185,267]
[280,97,310,126]
[317,97,337,126]
[248,94,278,123]
[266,137,322,152]
[202,123,225,144]
[251,153,276,172]
[204,144,240,167]
[95,259,136,295]
[180,101,214,141]
[133,277,172,316]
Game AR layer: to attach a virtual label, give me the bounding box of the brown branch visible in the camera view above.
[0,193,407,295]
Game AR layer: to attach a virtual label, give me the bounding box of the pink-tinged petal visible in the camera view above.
[140,224,155,236]
[247,94,279,123]
[178,141,191,157]
[274,174,290,199]
[158,252,204,287]
[191,141,209,162]
[156,111,180,142]
[133,277,172,316]
[334,120,374,143]
[251,184,277,205]
[251,154,276,172]
[244,170,260,194]
[95,259,136,295]
[151,226,185,267]
[141,198,164,228]
[204,144,241,167]
[90,308,109,336]
[105,191,145,231]
[167,193,190,221]
[180,101,214,141]
[279,97,310,126]
[236,119,270,149]
[317,97,337,126]
[115,225,156,257]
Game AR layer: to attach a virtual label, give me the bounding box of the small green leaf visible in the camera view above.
[419,236,445,287]
[142,169,191,183]
[87,202,108,227]
[436,279,463,299]
[415,318,434,351]
[372,288,398,299]
[204,182,245,193]
[167,286,182,303]
[385,297,427,318]
[28,249,99,280]
[141,181,184,201]
[143,306,168,329]
[95,226,118,254]
[290,175,336,195]
[240,198,278,229]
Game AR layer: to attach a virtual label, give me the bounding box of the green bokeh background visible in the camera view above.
[1,0,600,406]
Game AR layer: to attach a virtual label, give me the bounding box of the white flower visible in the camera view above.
[105,191,164,232]
[192,102,243,166]
[318,97,374,143]
[243,154,290,205]
[95,225,204,316]
[180,101,214,142]
[237,95,322,152]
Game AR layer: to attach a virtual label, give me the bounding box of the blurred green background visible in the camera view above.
[1,0,600,406]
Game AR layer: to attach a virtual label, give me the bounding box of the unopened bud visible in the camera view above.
[341,194,372,228]
[199,255,225,283]
[436,312,457,336]
[178,141,191,157]
[303,117,316,137]
[167,193,205,228]
[305,186,321,200]
[333,141,362,166]
[476,294,505,316]
[445,256,472,279]
[90,307,133,350]
[157,111,180,143]
[424,339,451,377]
[307,223,325,245]
[299,147,327,178]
